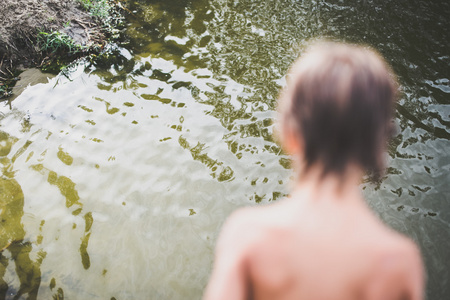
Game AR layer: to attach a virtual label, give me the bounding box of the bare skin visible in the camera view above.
[203,165,424,300]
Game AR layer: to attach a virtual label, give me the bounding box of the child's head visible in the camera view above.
[278,41,398,178]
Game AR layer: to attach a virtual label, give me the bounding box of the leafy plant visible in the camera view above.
[0,82,10,99]
[0,74,19,100]
[38,31,84,54]
[78,0,112,19]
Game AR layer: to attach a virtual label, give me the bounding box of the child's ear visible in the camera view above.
[283,127,304,156]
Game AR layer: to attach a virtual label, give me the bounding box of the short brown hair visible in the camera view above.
[278,42,398,178]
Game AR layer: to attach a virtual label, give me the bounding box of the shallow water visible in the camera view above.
[0,0,449,299]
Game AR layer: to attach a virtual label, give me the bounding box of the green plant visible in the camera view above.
[78,0,111,19]
[78,0,125,39]
[0,83,10,98]
[38,31,84,54]
[0,74,18,100]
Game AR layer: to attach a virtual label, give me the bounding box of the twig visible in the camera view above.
[74,19,95,28]
[39,56,49,67]
[6,67,14,77]
[112,0,134,15]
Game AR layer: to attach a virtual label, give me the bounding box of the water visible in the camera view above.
[0,0,449,299]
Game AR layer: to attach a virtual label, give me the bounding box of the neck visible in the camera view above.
[290,164,365,205]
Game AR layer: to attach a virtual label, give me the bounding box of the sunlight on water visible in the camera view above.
[1,0,449,299]
[0,50,290,299]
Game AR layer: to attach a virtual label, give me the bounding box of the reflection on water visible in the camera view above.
[0,0,449,299]
[0,133,42,299]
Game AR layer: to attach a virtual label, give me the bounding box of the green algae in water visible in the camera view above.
[80,232,91,270]
[57,147,74,166]
[0,178,25,251]
[0,178,42,299]
[47,171,81,209]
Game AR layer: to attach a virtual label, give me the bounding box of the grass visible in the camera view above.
[0,83,10,99]
[78,0,125,36]
[38,31,85,54]
[37,31,88,74]
[0,68,19,100]
[78,0,112,19]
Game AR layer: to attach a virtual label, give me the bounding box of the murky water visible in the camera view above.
[1,0,449,299]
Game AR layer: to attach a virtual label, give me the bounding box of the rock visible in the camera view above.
[10,68,55,101]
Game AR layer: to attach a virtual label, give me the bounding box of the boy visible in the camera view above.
[203,42,424,300]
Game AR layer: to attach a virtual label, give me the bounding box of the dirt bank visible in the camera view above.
[0,0,127,98]
[1,0,105,69]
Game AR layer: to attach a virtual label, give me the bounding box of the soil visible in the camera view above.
[0,0,106,72]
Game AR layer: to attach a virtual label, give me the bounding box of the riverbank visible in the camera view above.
[0,0,125,99]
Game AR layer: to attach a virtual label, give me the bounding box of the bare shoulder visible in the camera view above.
[368,233,424,300]
[216,204,287,254]
[204,207,268,300]
[215,206,265,253]
[380,233,423,275]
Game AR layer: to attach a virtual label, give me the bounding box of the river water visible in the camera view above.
[0,0,449,299]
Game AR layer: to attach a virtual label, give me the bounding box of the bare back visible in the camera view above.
[204,191,424,300]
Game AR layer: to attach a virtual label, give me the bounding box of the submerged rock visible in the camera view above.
[10,68,55,101]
